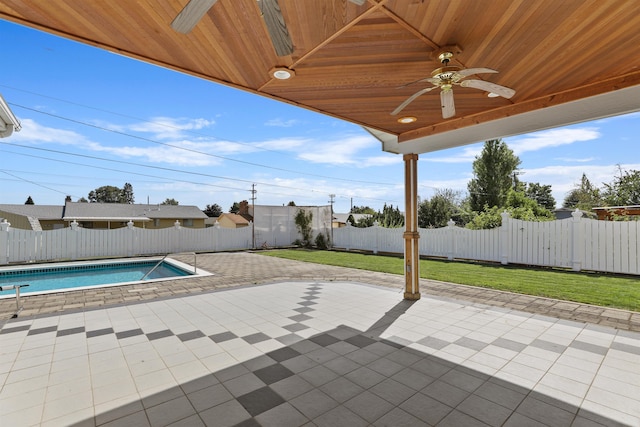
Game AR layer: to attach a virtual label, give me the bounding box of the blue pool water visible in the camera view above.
[0,260,193,295]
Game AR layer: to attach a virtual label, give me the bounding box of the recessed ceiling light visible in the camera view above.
[270,67,295,80]
[397,116,417,124]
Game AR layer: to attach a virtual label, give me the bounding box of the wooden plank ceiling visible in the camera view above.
[1,0,639,152]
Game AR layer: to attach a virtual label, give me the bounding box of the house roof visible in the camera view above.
[218,213,250,226]
[62,202,207,221]
[0,202,208,222]
[1,1,638,153]
[0,204,64,220]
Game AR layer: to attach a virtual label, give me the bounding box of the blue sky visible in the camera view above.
[1,19,639,214]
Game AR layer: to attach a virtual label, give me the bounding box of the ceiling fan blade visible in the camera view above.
[259,0,293,56]
[440,89,455,119]
[391,86,438,115]
[457,67,498,78]
[460,79,516,98]
[171,0,218,33]
[397,77,439,89]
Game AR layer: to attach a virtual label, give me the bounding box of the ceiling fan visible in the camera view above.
[171,0,366,57]
[391,51,515,119]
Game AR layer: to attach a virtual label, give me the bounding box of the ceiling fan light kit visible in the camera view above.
[392,49,515,119]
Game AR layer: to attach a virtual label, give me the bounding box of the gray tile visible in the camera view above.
[437,409,491,427]
[209,331,237,343]
[27,325,57,335]
[57,326,85,337]
[455,336,489,351]
[87,327,114,338]
[323,355,361,376]
[515,395,575,426]
[224,372,266,397]
[298,365,339,387]
[300,296,318,301]
[570,340,608,355]
[145,396,196,427]
[270,375,315,400]
[283,323,309,332]
[309,333,340,347]
[391,367,434,391]
[530,338,566,354]
[293,307,314,314]
[370,378,416,405]
[253,364,295,385]
[236,386,286,417]
[147,329,174,340]
[344,366,386,389]
[0,324,31,334]
[267,347,301,363]
[297,301,317,307]
[610,341,640,355]
[474,381,526,410]
[116,328,144,339]
[422,379,470,407]
[345,334,377,348]
[177,330,206,342]
[242,332,271,344]
[492,337,527,352]
[275,333,303,345]
[417,336,450,350]
[288,314,312,322]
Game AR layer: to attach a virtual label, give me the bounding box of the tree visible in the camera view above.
[287,201,296,206]
[374,204,404,228]
[602,167,640,206]
[351,205,376,215]
[525,182,556,211]
[466,189,554,229]
[294,208,313,247]
[203,204,223,217]
[77,197,88,203]
[467,139,521,212]
[418,189,466,228]
[24,196,34,205]
[88,183,134,203]
[161,198,179,205]
[563,173,601,211]
[229,202,240,213]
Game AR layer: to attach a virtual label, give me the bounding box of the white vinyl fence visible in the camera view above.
[0,220,254,265]
[333,211,640,276]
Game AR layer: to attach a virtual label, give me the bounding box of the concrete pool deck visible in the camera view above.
[1,252,639,426]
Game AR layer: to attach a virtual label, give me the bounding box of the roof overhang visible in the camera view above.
[63,217,152,222]
[371,84,640,155]
[0,93,21,138]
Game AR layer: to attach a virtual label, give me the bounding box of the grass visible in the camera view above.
[259,249,640,311]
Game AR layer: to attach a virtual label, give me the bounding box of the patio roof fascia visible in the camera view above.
[373,84,640,155]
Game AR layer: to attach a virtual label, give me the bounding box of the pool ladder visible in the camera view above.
[140,252,197,281]
[0,284,29,318]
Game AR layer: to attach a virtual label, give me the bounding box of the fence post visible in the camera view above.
[373,221,379,254]
[0,220,10,265]
[345,221,352,251]
[447,219,455,260]
[571,209,583,271]
[69,220,79,260]
[500,211,510,265]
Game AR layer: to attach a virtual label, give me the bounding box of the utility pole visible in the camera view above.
[329,194,335,247]
[251,183,257,249]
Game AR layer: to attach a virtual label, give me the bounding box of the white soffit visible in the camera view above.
[0,93,22,138]
[372,85,640,155]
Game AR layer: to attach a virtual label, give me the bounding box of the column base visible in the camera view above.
[403,291,421,301]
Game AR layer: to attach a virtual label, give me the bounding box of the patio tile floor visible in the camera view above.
[1,252,639,426]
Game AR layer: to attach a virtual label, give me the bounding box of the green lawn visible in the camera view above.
[259,249,640,311]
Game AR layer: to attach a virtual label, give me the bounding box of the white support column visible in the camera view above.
[403,153,420,300]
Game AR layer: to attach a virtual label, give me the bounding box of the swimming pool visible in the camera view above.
[0,257,212,297]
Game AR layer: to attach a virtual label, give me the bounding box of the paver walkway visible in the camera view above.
[1,252,638,332]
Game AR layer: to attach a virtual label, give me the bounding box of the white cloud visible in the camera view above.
[554,157,595,163]
[264,118,300,127]
[296,134,389,167]
[7,118,91,145]
[508,127,600,155]
[421,145,482,163]
[127,117,214,139]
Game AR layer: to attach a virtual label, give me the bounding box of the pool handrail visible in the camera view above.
[140,252,197,281]
[0,284,29,318]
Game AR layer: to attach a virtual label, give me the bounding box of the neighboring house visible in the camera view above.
[217,213,251,229]
[0,201,208,230]
[592,205,640,221]
[552,207,595,220]
[333,213,372,228]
